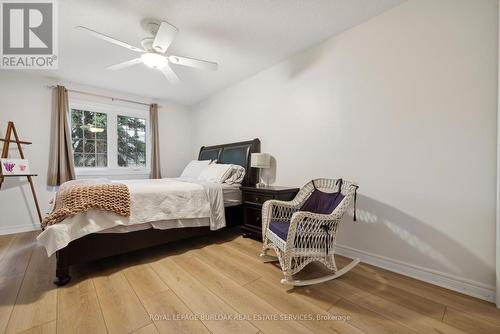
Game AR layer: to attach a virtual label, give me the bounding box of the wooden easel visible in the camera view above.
[0,121,42,223]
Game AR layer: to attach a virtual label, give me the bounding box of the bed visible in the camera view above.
[43,138,260,285]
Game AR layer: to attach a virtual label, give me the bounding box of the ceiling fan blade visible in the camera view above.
[152,21,178,53]
[106,58,142,70]
[168,55,218,71]
[75,26,144,53]
[160,64,180,84]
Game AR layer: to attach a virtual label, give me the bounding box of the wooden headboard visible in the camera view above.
[198,138,260,186]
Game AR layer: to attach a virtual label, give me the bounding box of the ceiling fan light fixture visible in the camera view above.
[76,21,219,85]
[141,53,168,69]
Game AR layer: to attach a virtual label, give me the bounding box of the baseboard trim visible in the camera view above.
[0,224,39,235]
[335,244,496,303]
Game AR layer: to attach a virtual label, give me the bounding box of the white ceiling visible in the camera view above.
[40,0,404,105]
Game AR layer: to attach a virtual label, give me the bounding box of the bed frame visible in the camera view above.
[53,138,261,285]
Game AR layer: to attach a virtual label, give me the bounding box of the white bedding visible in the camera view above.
[221,183,242,206]
[37,178,234,256]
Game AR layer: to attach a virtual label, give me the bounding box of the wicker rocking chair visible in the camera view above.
[261,178,359,286]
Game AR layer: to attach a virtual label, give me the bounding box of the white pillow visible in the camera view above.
[180,160,213,178]
[198,164,234,183]
[224,165,246,185]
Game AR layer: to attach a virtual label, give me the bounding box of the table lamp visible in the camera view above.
[251,153,271,187]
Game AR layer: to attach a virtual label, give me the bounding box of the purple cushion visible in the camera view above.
[300,190,345,214]
[269,221,290,240]
[269,190,345,241]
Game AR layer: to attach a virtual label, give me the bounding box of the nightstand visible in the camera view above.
[240,185,300,238]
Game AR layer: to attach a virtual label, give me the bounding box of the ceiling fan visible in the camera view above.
[75,19,218,84]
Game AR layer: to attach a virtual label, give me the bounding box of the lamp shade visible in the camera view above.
[251,153,271,168]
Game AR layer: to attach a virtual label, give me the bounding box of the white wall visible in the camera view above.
[191,0,499,296]
[0,72,192,234]
[496,0,500,308]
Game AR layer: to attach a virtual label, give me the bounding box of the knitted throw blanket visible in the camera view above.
[41,179,131,229]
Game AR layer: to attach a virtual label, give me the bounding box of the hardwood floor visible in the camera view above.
[0,230,498,334]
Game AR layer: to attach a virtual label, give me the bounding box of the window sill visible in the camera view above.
[75,168,150,178]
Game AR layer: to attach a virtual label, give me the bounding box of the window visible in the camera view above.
[71,109,108,167]
[117,116,147,167]
[69,100,150,176]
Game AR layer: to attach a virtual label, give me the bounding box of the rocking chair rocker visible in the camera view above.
[261,178,359,286]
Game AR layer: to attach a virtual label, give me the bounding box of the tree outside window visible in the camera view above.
[117,115,147,167]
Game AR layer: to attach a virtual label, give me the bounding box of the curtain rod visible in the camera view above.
[46,85,153,107]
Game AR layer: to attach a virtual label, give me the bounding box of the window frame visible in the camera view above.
[69,99,151,177]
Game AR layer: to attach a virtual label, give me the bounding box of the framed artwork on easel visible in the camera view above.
[1,158,31,175]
